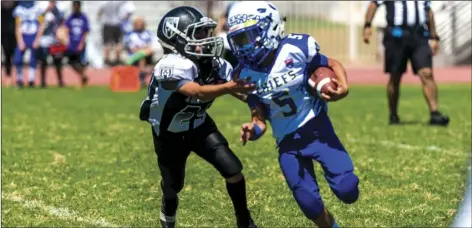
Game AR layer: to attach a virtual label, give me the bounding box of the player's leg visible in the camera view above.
[27,48,38,87]
[383,27,408,124]
[152,129,190,228]
[305,111,360,204]
[102,25,112,65]
[1,39,14,86]
[411,35,449,126]
[191,117,256,228]
[137,58,147,88]
[38,47,49,88]
[52,54,64,87]
[278,132,338,227]
[113,26,123,65]
[68,52,87,87]
[79,51,89,86]
[13,47,25,87]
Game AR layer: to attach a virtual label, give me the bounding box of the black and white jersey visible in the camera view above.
[142,54,233,136]
[373,0,431,27]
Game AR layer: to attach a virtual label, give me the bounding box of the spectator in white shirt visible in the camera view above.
[97,1,135,66]
[124,16,153,88]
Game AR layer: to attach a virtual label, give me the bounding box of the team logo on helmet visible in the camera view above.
[162,17,180,39]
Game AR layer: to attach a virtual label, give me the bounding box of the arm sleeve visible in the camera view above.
[305,36,329,72]
[247,94,262,110]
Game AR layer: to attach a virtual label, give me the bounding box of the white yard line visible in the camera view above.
[2,193,119,227]
[452,167,472,228]
[348,138,466,156]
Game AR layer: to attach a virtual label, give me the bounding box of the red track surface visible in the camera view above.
[1,65,471,87]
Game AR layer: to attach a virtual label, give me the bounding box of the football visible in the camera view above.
[307,67,337,97]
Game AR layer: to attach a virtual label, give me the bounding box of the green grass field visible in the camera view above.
[2,85,471,227]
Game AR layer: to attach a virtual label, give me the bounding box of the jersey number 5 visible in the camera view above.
[272,91,297,117]
[287,34,303,40]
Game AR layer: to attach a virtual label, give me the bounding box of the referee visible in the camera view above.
[363,1,449,126]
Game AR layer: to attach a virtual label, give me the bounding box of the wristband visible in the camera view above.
[364,22,372,28]
[249,123,263,141]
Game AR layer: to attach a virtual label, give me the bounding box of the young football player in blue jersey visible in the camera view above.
[226,1,359,227]
[13,1,45,88]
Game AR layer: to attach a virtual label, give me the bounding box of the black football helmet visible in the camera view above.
[157,6,224,61]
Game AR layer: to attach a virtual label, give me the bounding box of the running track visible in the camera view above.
[1,65,471,87]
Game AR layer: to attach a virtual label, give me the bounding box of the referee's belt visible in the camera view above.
[386,24,426,31]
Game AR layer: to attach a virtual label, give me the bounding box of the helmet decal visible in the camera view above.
[163,17,180,39]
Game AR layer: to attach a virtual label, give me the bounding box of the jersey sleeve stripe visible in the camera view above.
[308,53,329,72]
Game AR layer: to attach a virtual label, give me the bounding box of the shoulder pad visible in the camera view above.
[153,54,197,82]
[280,33,320,63]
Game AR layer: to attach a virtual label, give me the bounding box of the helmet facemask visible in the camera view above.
[228,15,285,69]
[162,17,224,60]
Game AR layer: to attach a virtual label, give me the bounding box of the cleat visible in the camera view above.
[389,115,400,125]
[430,113,449,126]
[160,212,176,228]
[236,212,257,228]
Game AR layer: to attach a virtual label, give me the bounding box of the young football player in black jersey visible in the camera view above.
[139,6,256,228]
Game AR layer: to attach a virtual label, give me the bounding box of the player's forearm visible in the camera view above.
[328,58,349,90]
[364,2,378,25]
[15,28,23,43]
[197,84,232,100]
[35,24,45,40]
[79,32,88,46]
[180,82,231,100]
[428,10,438,39]
[35,16,45,40]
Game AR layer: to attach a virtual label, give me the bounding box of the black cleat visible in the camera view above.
[160,212,176,228]
[430,112,449,126]
[389,115,401,125]
[16,81,24,89]
[236,213,257,228]
[28,81,35,88]
[160,197,177,228]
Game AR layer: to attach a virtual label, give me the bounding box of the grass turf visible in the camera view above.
[2,85,471,227]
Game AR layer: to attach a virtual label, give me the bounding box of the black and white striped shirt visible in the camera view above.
[373,1,431,27]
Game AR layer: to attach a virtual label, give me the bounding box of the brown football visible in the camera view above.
[307,67,337,97]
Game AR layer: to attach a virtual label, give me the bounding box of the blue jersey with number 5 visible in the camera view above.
[240,33,329,144]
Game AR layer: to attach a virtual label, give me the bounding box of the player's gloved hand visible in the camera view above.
[240,122,255,146]
[225,76,256,94]
[320,78,349,102]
